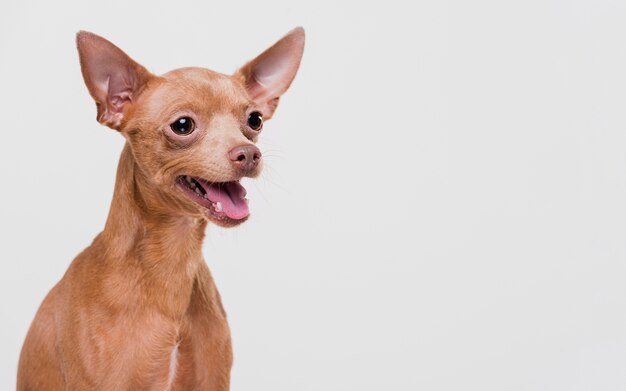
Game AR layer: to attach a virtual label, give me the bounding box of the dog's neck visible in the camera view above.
[100,143,207,319]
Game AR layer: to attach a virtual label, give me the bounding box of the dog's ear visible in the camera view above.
[235,27,305,120]
[76,31,153,130]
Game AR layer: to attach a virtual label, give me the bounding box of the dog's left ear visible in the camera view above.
[235,27,305,119]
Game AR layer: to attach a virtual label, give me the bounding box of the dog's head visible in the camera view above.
[76,29,304,227]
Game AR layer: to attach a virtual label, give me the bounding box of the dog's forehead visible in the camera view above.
[141,67,250,114]
[162,67,234,87]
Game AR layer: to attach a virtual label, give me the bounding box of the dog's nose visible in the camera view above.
[228,144,262,173]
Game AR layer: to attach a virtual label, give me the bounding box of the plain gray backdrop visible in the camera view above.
[2,0,626,390]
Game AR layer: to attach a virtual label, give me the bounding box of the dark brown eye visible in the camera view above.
[170,117,194,135]
[247,111,263,131]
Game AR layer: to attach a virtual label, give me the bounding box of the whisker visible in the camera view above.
[250,180,271,206]
[259,164,293,196]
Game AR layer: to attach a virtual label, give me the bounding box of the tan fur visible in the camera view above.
[17,29,304,390]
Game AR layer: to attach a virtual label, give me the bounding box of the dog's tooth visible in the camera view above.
[215,202,223,212]
[194,188,201,195]
[186,176,193,184]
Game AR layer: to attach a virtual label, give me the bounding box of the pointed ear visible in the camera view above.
[235,27,305,119]
[76,31,152,130]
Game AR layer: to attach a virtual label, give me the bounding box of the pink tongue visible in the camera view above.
[203,181,249,220]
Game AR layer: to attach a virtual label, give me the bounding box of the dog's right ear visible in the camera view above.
[234,27,305,120]
[76,31,152,130]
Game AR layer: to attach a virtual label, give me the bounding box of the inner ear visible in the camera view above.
[76,31,152,130]
[107,79,133,112]
[235,27,305,119]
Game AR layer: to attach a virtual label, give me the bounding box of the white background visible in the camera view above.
[2,0,626,390]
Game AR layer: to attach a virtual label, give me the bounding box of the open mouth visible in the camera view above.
[176,175,249,221]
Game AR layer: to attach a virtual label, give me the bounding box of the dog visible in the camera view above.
[17,28,304,390]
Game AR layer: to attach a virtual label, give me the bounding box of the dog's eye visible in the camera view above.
[170,117,195,135]
[247,111,263,131]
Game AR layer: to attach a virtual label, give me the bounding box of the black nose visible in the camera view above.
[228,144,261,173]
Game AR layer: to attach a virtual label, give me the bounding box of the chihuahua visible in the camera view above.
[17,28,304,390]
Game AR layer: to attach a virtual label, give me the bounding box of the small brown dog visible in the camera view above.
[17,28,304,390]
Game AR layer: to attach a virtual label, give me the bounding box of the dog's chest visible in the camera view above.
[164,343,179,391]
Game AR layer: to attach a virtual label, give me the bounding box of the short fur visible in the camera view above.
[17,28,304,390]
